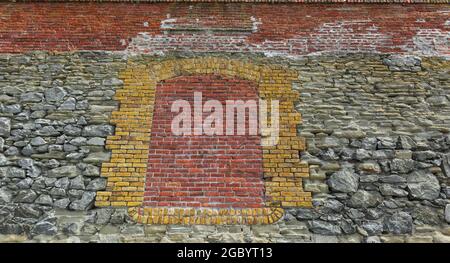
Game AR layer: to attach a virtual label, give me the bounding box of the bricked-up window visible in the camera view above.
[144,75,266,208]
[97,57,311,224]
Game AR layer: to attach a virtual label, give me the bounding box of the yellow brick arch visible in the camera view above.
[95,57,311,225]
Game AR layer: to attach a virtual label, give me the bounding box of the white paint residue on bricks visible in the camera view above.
[311,20,391,53]
[161,17,177,30]
[250,16,262,33]
[124,19,448,58]
[412,29,450,56]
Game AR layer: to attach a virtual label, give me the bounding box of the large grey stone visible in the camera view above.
[54,198,70,209]
[413,150,438,161]
[45,87,67,102]
[68,189,86,200]
[32,220,58,236]
[328,169,359,193]
[87,137,105,146]
[340,148,355,160]
[110,209,128,224]
[77,116,87,125]
[70,176,85,190]
[380,150,401,161]
[361,138,378,150]
[70,137,87,146]
[361,221,384,235]
[17,158,34,170]
[3,167,26,178]
[406,170,440,200]
[390,159,415,174]
[35,194,53,206]
[383,212,413,234]
[355,149,371,161]
[295,208,320,220]
[17,178,33,189]
[379,184,408,197]
[54,177,70,189]
[21,144,35,156]
[0,188,12,204]
[96,208,114,225]
[4,146,19,156]
[340,219,356,235]
[69,191,96,210]
[35,126,59,136]
[86,178,106,191]
[307,220,341,235]
[17,158,41,178]
[0,223,24,235]
[0,154,7,166]
[0,117,11,137]
[412,206,440,225]
[82,164,100,177]
[377,137,397,150]
[321,199,344,213]
[348,190,382,208]
[20,92,43,102]
[14,189,37,203]
[48,165,79,178]
[4,104,21,114]
[82,125,114,137]
[30,137,47,146]
[58,97,77,110]
[380,175,406,183]
[14,204,41,218]
[66,152,84,160]
[398,136,416,150]
[83,152,111,163]
[63,125,82,136]
[317,137,340,149]
[63,143,78,152]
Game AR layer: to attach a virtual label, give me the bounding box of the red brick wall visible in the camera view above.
[144,75,265,208]
[0,3,448,56]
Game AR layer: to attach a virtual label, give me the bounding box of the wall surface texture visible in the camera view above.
[0,2,449,243]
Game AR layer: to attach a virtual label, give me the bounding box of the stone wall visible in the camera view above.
[0,52,448,242]
[0,2,449,243]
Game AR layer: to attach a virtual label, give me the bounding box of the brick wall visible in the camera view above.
[144,75,265,208]
[0,3,448,56]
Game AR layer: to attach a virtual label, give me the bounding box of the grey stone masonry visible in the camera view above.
[0,52,449,243]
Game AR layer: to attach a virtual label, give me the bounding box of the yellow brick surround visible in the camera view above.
[95,57,312,224]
